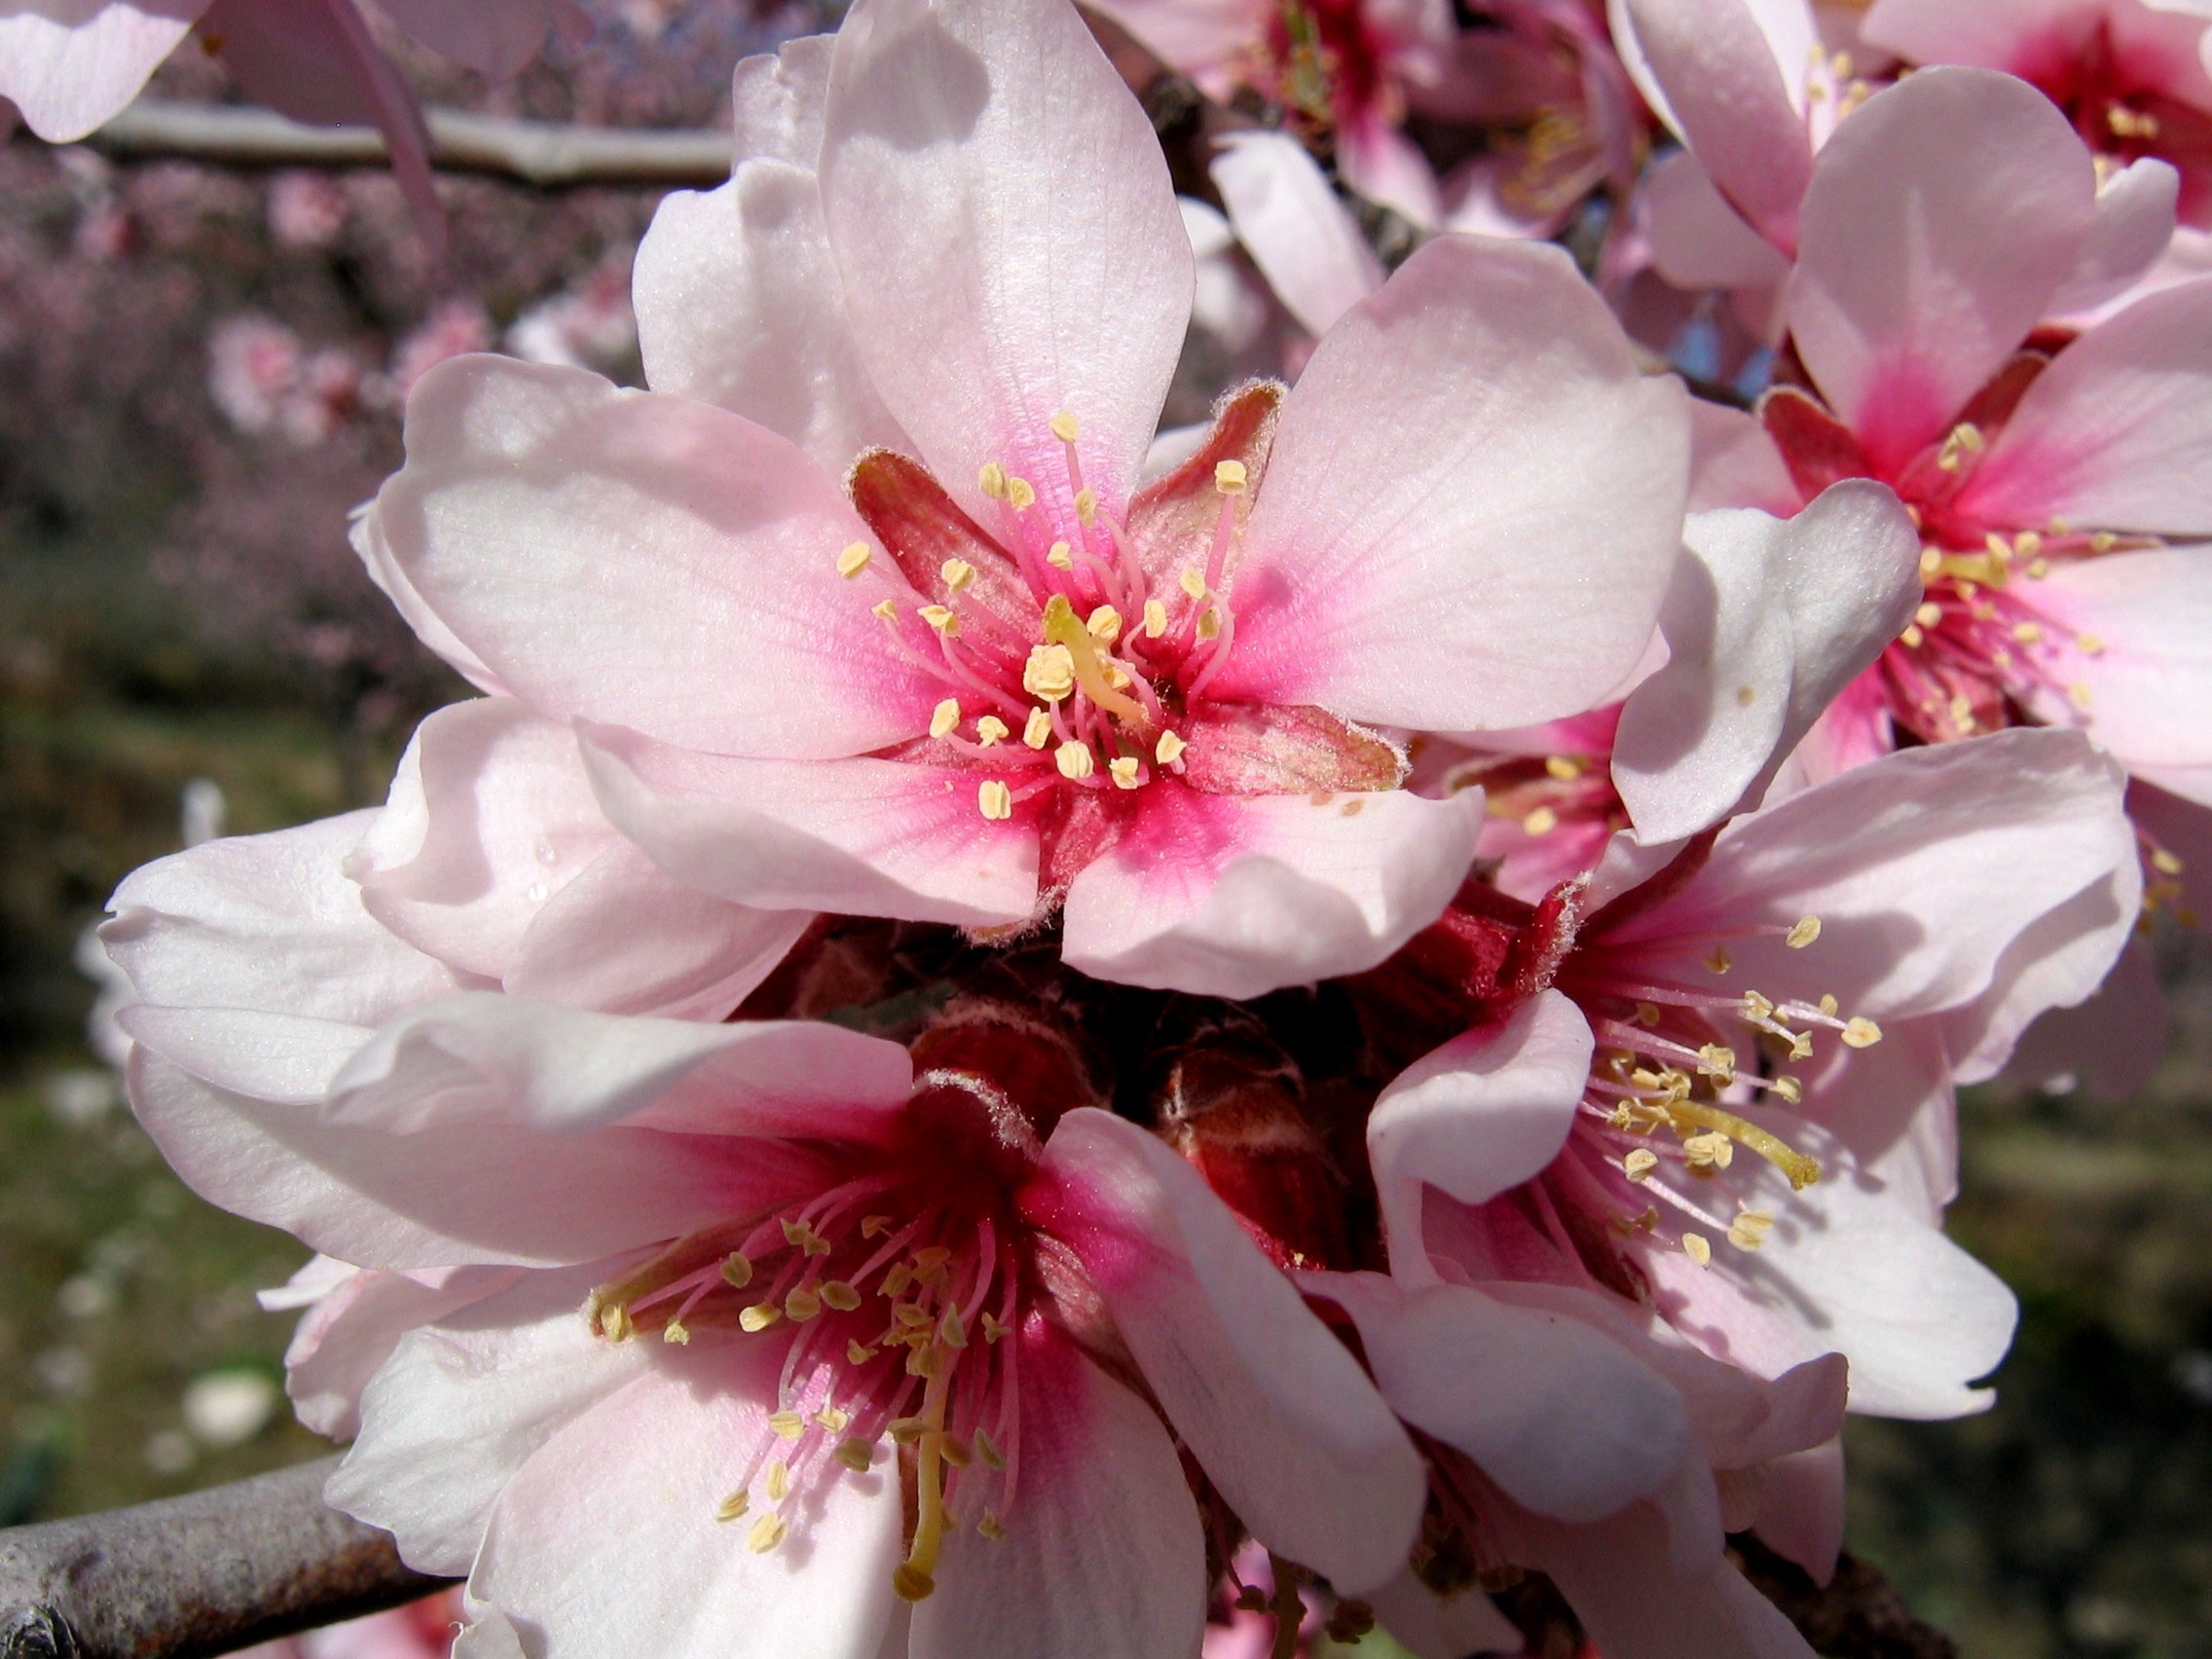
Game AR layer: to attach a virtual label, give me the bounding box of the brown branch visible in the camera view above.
[0,1456,453,1659]
[1732,1536,1960,1659]
[52,100,733,188]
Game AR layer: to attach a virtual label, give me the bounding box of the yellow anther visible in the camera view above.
[1023,642,1076,703]
[1075,488,1097,525]
[905,1343,940,1379]
[834,1438,876,1472]
[978,1511,1008,1542]
[1787,916,1822,948]
[846,1339,875,1365]
[595,1300,633,1343]
[1042,595,1146,721]
[1195,608,1220,642]
[918,604,958,636]
[2091,532,2117,553]
[1705,946,1731,975]
[1771,1075,1802,1104]
[1087,604,1123,642]
[1683,1130,1735,1170]
[1006,476,1036,511]
[975,1427,1007,1469]
[1544,755,1583,780]
[940,558,976,592]
[1047,540,1075,571]
[2153,848,2185,875]
[1635,1002,1662,1028]
[911,1246,954,1271]
[765,1460,791,1500]
[721,1252,754,1289]
[2027,558,2050,578]
[980,1311,1011,1344]
[1919,547,1942,577]
[2012,621,2043,644]
[749,1515,788,1554]
[978,461,1010,500]
[780,1218,812,1249]
[1523,806,1559,836]
[816,1406,851,1433]
[1178,568,1207,599]
[1668,1099,1822,1190]
[940,1308,969,1349]
[872,598,900,623]
[861,1215,893,1238]
[881,1263,913,1298]
[1728,1213,1774,1251]
[1155,730,1188,766]
[888,1417,928,1443]
[1109,756,1142,790]
[786,1286,823,1322]
[1021,708,1052,749]
[1900,625,1926,649]
[1915,602,1942,628]
[2014,531,2042,558]
[1682,1233,1713,1267]
[976,715,1009,747]
[715,1490,750,1523]
[1056,741,1095,780]
[977,780,1014,821]
[740,1302,782,1333]
[1842,1016,1883,1048]
[1818,993,1838,1016]
[2070,682,2094,709]
[1696,1043,1737,1080]
[769,1411,806,1440]
[1051,411,1081,443]
[836,541,872,579]
[940,1434,973,1468]
[1985,532,2013,563]
[1623,1148,1659,1182]
[1142,598,1168,638]
[894,1303,934,1331]
[821,1280,863,1312]
[929,698,961,740]
[658,1316,689,1345]
[2077,633,2105,655]
[1214,458,1248,495]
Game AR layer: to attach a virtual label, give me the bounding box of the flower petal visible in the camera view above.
[0,2,203,142]
[1210,130,1383,338]
[371,0,571,78]
[2027,548,2212,764]
[633,161,910,473]
[1059,786,1484,999]
[1788,67,2095,471]
[329,1267,646,1576]
[1214,236,1687,731]
[1364,1571,1524,1659]
[1957,278,2212,537]
[819,0,1192,521]
[1309,1271,1704,1530]
[352,508,510,697]
[282,1262,523,1439]
[1367,989,1595,1279]
[326,992,912,1139]
[1642,151,1796,292]
[914,1322,1206,1659]
[580,723,1039,929]
[375,355,939,758]
[468,1334,903,1659]
[2050,158,2181,317]
[732,33,833,164]
[1613,481,1922,841]
[1036,1109,1425,1595]
[1688,398,1801,516]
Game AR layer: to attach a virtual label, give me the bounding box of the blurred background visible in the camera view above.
[2,4,2209,1655]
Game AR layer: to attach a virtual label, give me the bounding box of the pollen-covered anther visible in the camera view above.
[1696,1043,1737,1082]
[1682,1130,1735,1171]
[1196,608,1221,643]
[871,598,899,623]
[1047,540,1075,571]
[1842,1016,1883,1048]
[768,1410,806,1440]
[833,1437,876,1472]
[1006,477,1037,511]
[1021,709,1051,750]
[1156,730,1187,766]
[1214,458,1248,495]
[1705,946,1731,975]
[715,1490,749,1523]
[1142,598,1167,638]
[1108,756,1140,789]
[1728,1211,1775,1251]
[929,699,961,740]
[1087,604,1122,643]
[835,541,872,579]
[940,558,976,593]
[1075,487,1097,526]
[1770,1076,1803,1105]
[1623,1148,1660,1183]
[2012,621,2043,644]
[785,1286,823,1322]
[1935,422,1984,472]
[593,1299,633,1343]
[1055,742,1094,781]
[821,1280,863,1311]
[662,1318,690,1346]
[1786,915,1822,948]
[978,461,1010,500]
[976,715,1009,747]
[979,1311,1010,1344]
[1544,755,1583,780]
[977,780,1014,822]
[1682,1233,1714,1267]
[749,1515,788,1554]
[1523,806,1559,836]
[720,1252,754,1289]
[1051,411,1081,443]
[845,1339,875,1365]
[977,1511,1008,1542]
[918,605,958,637]
[739,1301,782,1333]
[1178,568,1207,600]
[1023,643,1075,703]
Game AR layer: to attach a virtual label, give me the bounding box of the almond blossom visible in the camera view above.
[0,0,587,243]
[366,0,1688,1001]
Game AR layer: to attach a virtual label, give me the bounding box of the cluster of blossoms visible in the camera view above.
[60,0,2210,1653]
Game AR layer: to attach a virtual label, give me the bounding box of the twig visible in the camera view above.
[0,1456,454,1659]
[1731,1536,1960,1659]
[56,100,733,188]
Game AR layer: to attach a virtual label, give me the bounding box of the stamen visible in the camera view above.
[940,559,976,592]
[1087,604,1122,643]
[929,699,960,740]
[1682,1233,1713,1267]
[1786,915,1822,948]
[715,1491,749,1523]
[1842,1016,1882,1048]
[1006,477,1036,511]
[836,542,872,579]
[1047,540,1075,571]
[1021,708,1051,749]
[1142,599,1168,638]
[918,604,958,637]
[976,715,1009,747]
[749,1515,788,1553]
[768,1411,805,1439]
[1023,644,1075,703]
[1055,742,1095,781]
[721,1252,754,1289]
[1109,756,1142,789]
[1155,730,1187,766]
[1051,411,1081,443]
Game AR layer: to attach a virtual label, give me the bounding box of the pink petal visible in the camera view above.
[351,510,510,697]
[371,0,570,79]
[102,811,461,1027]
[1616,729,2137,1028]
[1036,1109,1426,1595]
[1210,130,1384,339]
[376,355,940,759]
[913,1322,1206,1659]
[1957,277,2212,536]
[470,1345,904,1659]
[0,0,204,142]
[1642,151,1796,292]
[732,34,833,165]
[1309,1271,1707,1530]
[1788,67,2095,471]
[580,723,1039,929]
[1617,0,1813,248]
[127,1050,793,1270]
[330,1268,649,1576]
[1083,0,1255,97]
[119,1002,372,1106]
[1997,939,2170,1103]
[1214,237,1688,731]
[1336,120,1444,229]
[1058,785,1485,999]
[1860,0,2123,77]
[1688,398,1802,516]
[1363,1571,1524,1659]
[2051,159,2182,316]
[817,0,1192,523]
[2029,547,2212,763]
[325,992,912,1139]
[1613,481,1922,841]
[633,162,911,474]
[283,1264,522,1439]
[1367,989,1595,1277]
[1751,1439,1845,1584]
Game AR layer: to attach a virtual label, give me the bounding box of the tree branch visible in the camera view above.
[0,1456,453,1659]
[52,100,734,188]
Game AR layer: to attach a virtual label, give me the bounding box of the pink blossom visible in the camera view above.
[208,314,306,436]
[387,299,492,403]
[231,1588,462,1659]
[504,249,638,374]
[270,170,350,249]
[0,0,589,246]
[377,0,1688,1001]
[127,983,1427,1655]
[1312,729,2140,1653]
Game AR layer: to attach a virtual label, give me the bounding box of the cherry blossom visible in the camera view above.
[371,0,1688,1000]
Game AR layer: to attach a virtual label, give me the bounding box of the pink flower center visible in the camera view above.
[2008,18,2212,222]
[1255,0,1401,134]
